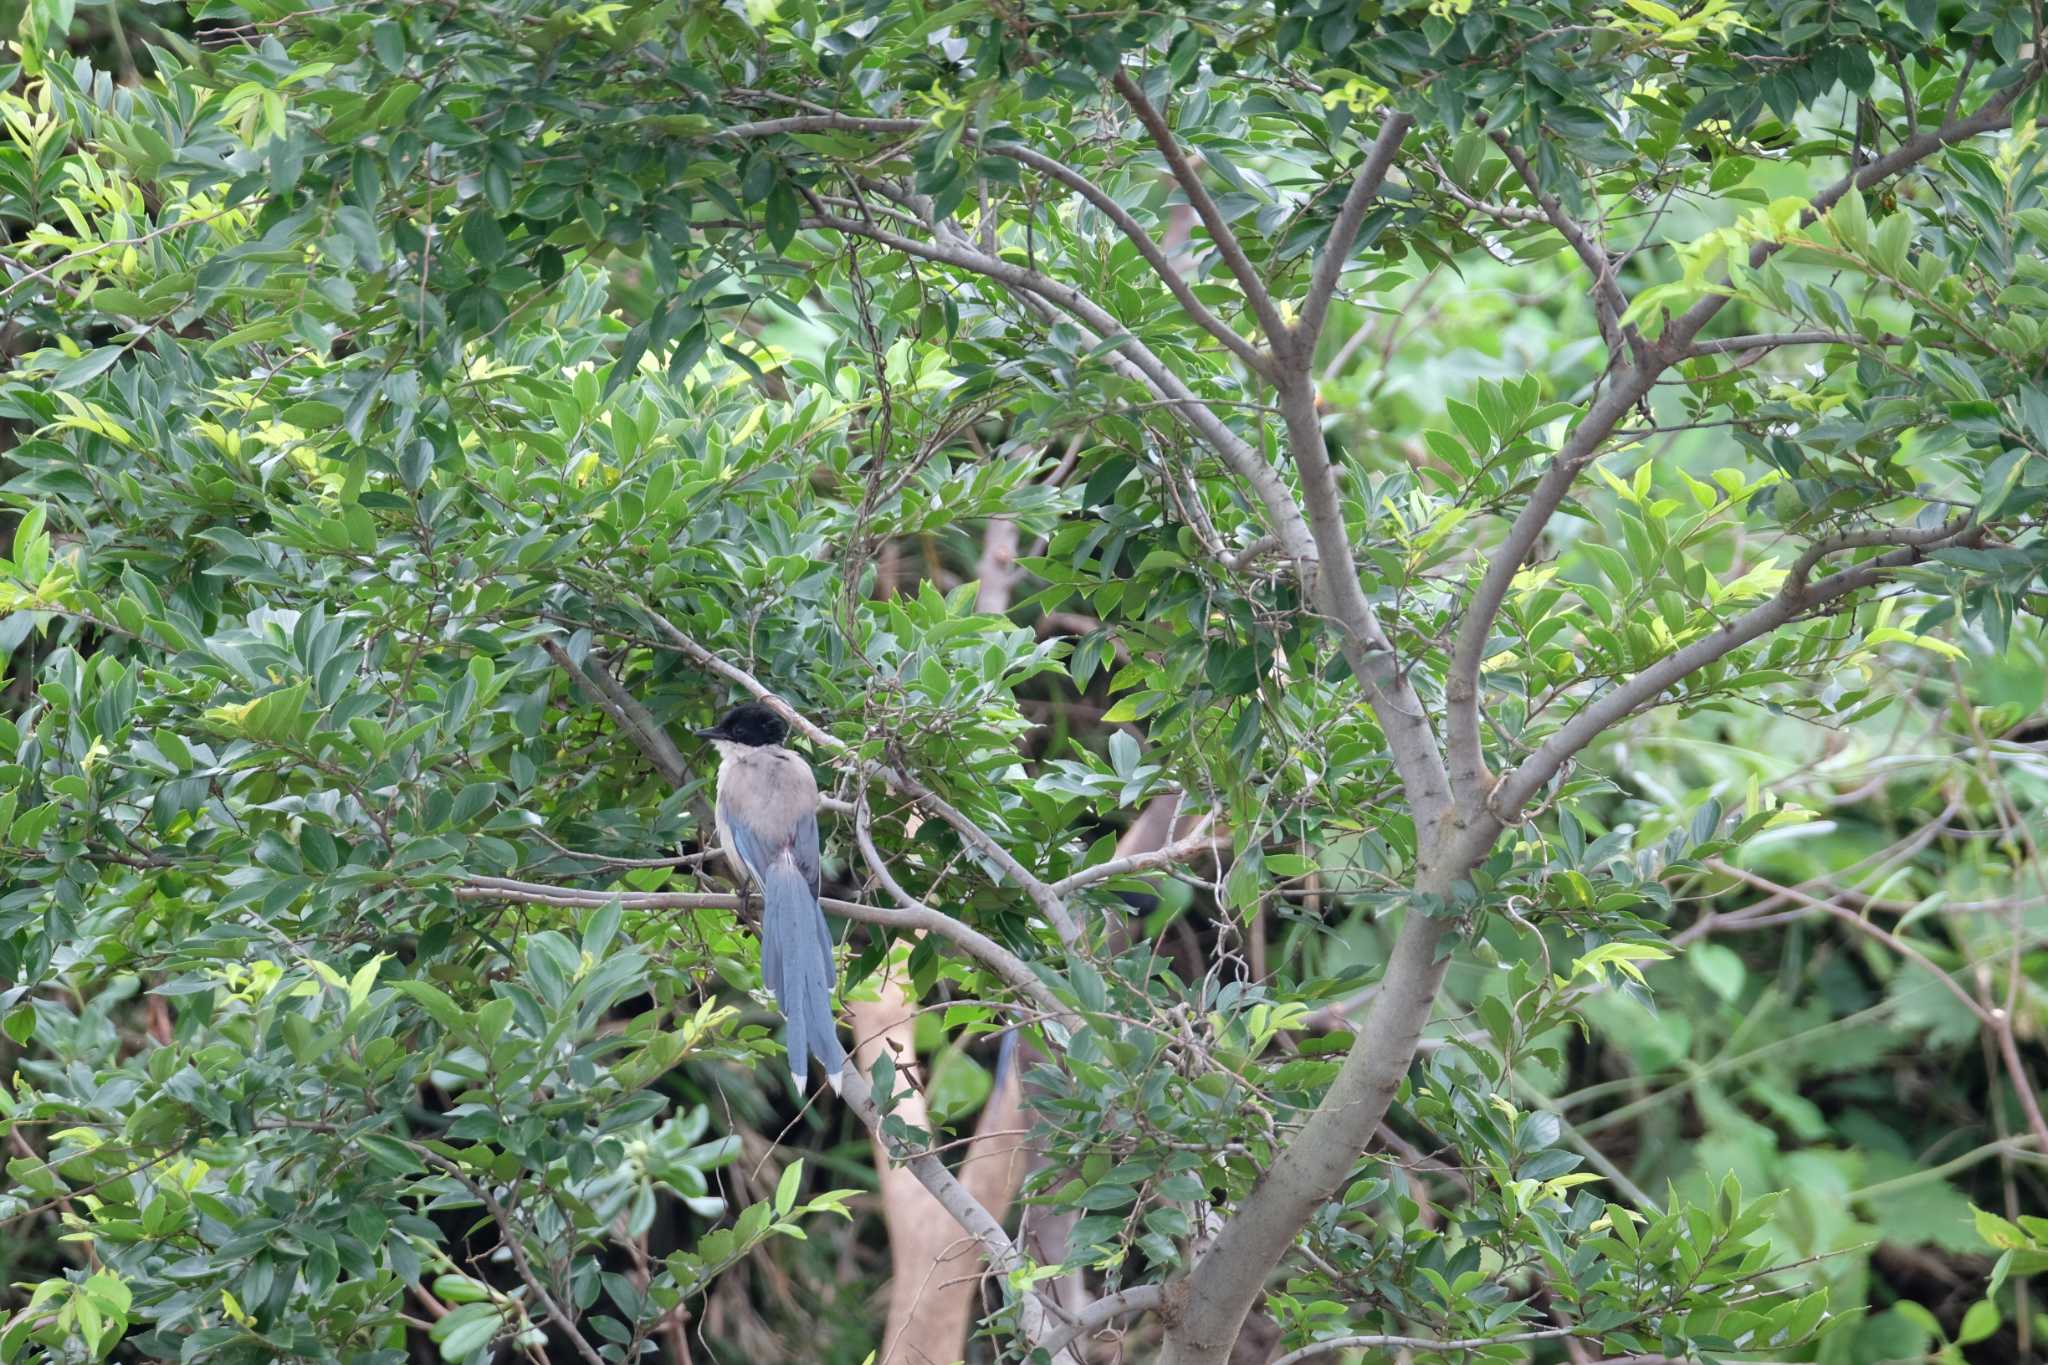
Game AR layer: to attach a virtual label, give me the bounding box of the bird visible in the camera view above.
[694,701,846,1092]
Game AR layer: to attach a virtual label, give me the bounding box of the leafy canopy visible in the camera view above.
[2,0,2046,1362]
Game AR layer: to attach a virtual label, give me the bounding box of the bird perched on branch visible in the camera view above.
[695,702,846,1092]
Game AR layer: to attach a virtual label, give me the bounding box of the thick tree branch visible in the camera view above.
[1168,900,1460,1363]
[1294,113,1414,355]
[1187,501,1966,1365]
[1035,1284,1169,1358]
[1273,371,1456,826]
[1111,70,1291,343]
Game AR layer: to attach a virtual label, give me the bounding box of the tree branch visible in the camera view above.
[1177,517,1972,1363]
[1049,817,1221,896]
[1169,902,1460,1362]
[1787,515,1971,590]
[1267,1323,1596,1365]
[1034,1284,1169,1359]
[1111,70,1291,343]
[1294,112,1414,355]
[1661,64,2043,355]
[838,1066,1081,1365]
[780,209,1448,851]
[848,968,997,1365]
[1442,361,1669,810]
[1487,525,1972,822]
[455,876,1065,1022]
[1705,858,1991,1026]
[1423,149,1549,226]
[1441,72,2038,821]
[1273,371,1457,826]
[1704,856,2048,1158]
[715,109,1272,372]
[410,1147,608,1365]
[783,210,1321,567]
[987,140,1273,374]
[1683,330,1878,356]
[541,637,691,790]
[629,599,1085,946]
[1494,135,1639,363]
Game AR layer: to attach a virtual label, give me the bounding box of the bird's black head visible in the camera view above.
[694,702,788,748]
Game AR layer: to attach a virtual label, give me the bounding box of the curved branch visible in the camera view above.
[1444,371,1637,803]
[1274,372,1456,825]
[1034,1284,1169,1359]
[1661,62,2043,354]
[1703,857,2048,1157]
[1493,135,1638,362]
[1442,72,2037,819]
[1704,859,1991,1027]
[783,209,1325,573]
[851,800,1076,1027]
[1787,515,1971,589]
[984,139,1273,374]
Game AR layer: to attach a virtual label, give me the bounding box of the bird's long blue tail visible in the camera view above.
[757,860,845,1091]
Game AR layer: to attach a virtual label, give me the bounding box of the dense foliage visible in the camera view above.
[2,1,2046,1363]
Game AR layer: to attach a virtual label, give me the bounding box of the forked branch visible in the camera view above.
[1295,112,1415,354]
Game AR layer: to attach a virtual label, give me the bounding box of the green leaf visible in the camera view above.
[431,1302,504,1360]
[2,1005,32,1046]
[461,212,508,267]
[392,979,466,1033]
[52,347,124,390]
[1957,1299,1999,1346]
[1687,943,1746,1003]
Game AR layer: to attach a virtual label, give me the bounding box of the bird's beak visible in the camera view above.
[693,727,721,741]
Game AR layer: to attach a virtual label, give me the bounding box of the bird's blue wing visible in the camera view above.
[719,797,782,888]
[791,801,820,896]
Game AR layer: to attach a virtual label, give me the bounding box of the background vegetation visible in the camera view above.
[2,1,2046,1363]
